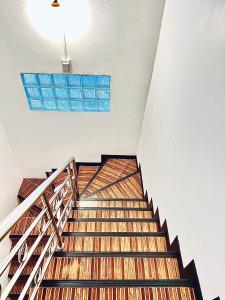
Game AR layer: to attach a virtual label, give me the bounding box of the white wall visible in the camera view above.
[0,0,165,177]
[0,123,23,288]
[138,0,225,299]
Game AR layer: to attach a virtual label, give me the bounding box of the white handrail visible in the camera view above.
[0,156,75,240]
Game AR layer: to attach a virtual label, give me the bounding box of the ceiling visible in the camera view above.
[0,0,165,176]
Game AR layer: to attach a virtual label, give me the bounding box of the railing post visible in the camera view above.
[41,195,64,250]
[71,160,79,200]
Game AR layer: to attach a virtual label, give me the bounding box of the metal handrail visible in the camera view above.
[0,156,74,240]
[0,156,78,300]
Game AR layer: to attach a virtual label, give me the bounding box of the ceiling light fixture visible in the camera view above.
[26,0,91,41]
[51,0,60,7]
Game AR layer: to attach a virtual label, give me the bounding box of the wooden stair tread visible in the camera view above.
[86,172,144,199]
[33,287,196,300]
[75,200,149,208]
[63,221,159,233]
[18,178,45,200]
[9,257,39,277]
[43,257,180,280]
[78,166,99,196]
[70,210,153,219]
[61,236,168,252]
[82,159,138,197]
[10,216,53,236]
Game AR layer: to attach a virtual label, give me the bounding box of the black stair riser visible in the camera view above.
[40,279,194,288]
[53,251,178,258]
[67,218,159,223]
[62,232,166,237]
[78,198,146,202]
[72,207,152,211]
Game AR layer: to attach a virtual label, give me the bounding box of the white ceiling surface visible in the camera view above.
[0,0,165,177]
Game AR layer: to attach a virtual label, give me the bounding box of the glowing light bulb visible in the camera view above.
[51,1,60,7]
[26,0,91,41]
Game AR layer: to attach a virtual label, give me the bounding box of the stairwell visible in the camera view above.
[3,156,202,299]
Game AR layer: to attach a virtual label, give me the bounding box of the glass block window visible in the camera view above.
[21,73,111,112]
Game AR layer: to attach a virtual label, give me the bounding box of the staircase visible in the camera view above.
[1,155,203,299]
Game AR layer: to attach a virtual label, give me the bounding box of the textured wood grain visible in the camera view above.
[82,159,137,197]
[10,217,53,236]
[70,210,153,219]
[10,237,48,255]
[34,287,196,300]
[44,257,180,280]
[89,173,143,199]
[18,178,45,200]
[61,236,167,252]
[78,166,99,195]
[76,200,148,208]
[64,221,158,233]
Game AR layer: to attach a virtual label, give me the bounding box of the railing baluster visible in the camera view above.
[0,157,77,300]
[41,194,63,250]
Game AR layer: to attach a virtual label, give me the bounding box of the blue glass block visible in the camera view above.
[70,101,83,111]
[57,100,70,111]
[81,75,96,87]
[25,87,40,99]
[84,101,97,112]
[96,75,110,88]
[52,74,67,87]
[22,73,37,86]
[67,75,81,87]
[54,88,68,99]
[96,89,110,100]
[83,88,95,100]
[29,99,43,110]
[69,88,82,100]
[43,100,56,110]
[22,73,111,113]
[38,74,52,86]
[40,88,54,99]
[97,101,110,112]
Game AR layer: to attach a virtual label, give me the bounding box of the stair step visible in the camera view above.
[9,257,39,277]
[9,278,28,299]
[43,257,180,280]
[82,158,138,197]
[10,217,53,236]
[61,236,168,252]
[18,178,45,200]
[78,165,99,196]
[10,237,48,255]
[70,209,153,219]
[84,172,143,199]
[75,200,149,208]
[63,221,159,233]
[33,286,196,300]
